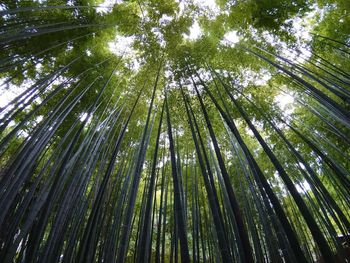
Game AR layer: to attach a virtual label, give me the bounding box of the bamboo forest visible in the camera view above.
[0,0,350,262]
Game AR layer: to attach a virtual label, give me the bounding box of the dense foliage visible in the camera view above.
[0,0,349,262]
